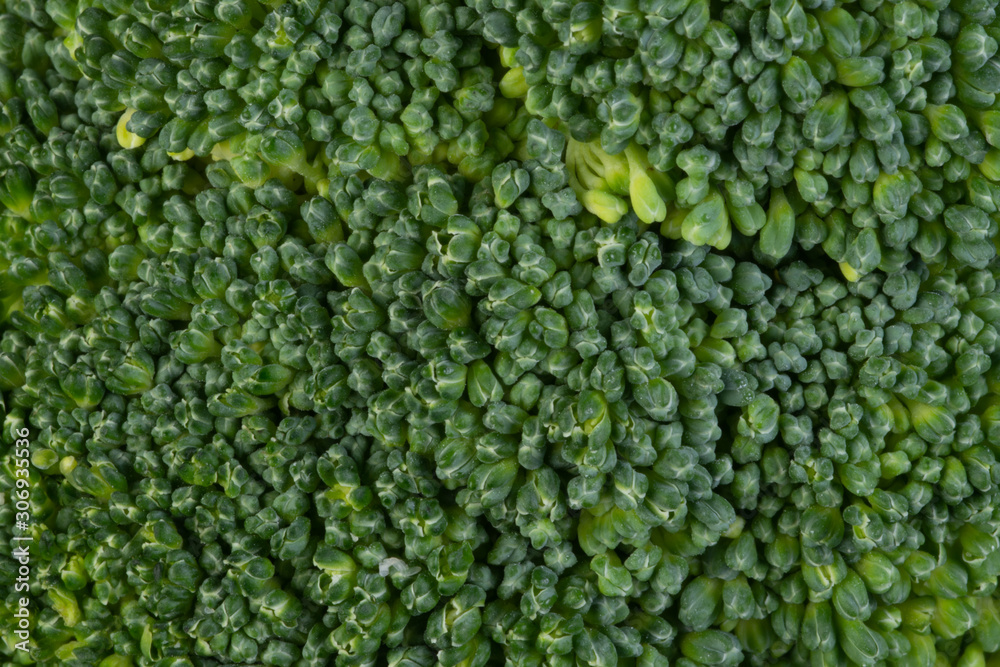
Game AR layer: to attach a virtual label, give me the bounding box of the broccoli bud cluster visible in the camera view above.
[2,1,1000,667]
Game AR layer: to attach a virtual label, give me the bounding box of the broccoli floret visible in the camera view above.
[5,1,1000,667]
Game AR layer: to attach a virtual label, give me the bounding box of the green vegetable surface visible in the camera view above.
[3,0,1000,666]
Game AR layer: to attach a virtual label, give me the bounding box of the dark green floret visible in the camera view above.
[4,1,1000,667]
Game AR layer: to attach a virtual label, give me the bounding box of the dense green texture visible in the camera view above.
[3,0,1000,666]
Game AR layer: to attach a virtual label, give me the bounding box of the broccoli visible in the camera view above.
[2,1,1000,667]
